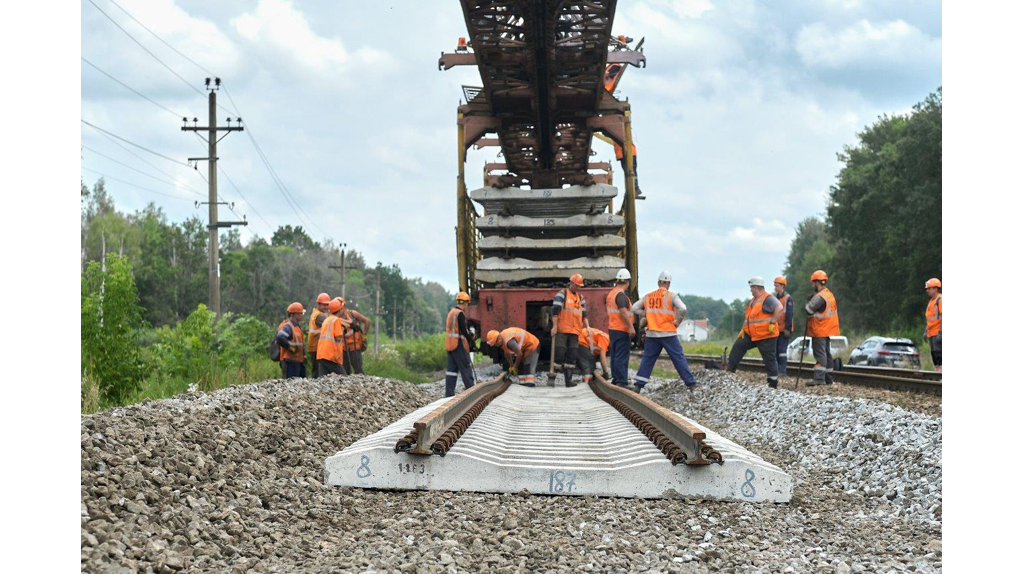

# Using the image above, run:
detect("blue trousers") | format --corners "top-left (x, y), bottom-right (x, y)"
top-left (445, 346), bottom-right (476, 397)
top-left (776, 335), bottom-right (790, 375)
top-left (609, 329), bottom-right (631, 386)
top-left (635, 335), bottom-right (697, 387)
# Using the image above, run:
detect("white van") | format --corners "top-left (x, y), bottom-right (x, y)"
top-left (786, 336), bottom-right (849, 362)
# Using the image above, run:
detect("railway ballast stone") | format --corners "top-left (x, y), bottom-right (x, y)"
top-left (82, 370), bottom-right (942, 572)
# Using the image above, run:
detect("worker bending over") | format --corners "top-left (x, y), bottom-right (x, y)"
top-left (551, 274), bottom-right (594, 388)
top-left (773, 277), bottom-right (794, 376)
top-left (805, 270), bottom-right (840, 386)
top-left (632, 272), bottom-right (698, 392)
top-left (316, 298), bottom-right (346, 376)
top-left (487, 327), bottom-right (541, 387)
top-left (727, 277), bottom-right (784, 388)
top-left (576, 327), bottom-right (611, 384)
top-left (276, 302), bottom-right (307, 379)
top-left (924, 278), bottom-right (942, 372)
top-left (606, 269), bottom-right (636, 388)
top-left (337, 298), bottom-right (370, 375)
top-left (306, 293), bottom-right (331, 378)
top-left (444, 292), bottom-right (476, 397)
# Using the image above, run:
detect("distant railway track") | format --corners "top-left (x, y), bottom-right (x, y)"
top-left (635, 351), bottom-right (942, 395)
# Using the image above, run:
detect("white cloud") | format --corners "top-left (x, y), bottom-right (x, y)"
top-left (796, 19), bottom-right (940, 70)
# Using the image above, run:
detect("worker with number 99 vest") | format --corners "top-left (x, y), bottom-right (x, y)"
top-left (316, 298), bottom-right (346, 377)
top-left (605, 268), bottom-right (635, 387)
top-left (444, 292), bottom-right (476, 397)
top-left (727, 277), bottom-right (785, 388)
top-left (276, 302), bottom-right (307, 379)
top-left (924, 278), bottom-right (942, 372)
top-left (307, 293), bottom-right (331, 378)
top-left (804, 270), bottom-right (840, 385)
top-left (631, 272), bottom-right (698, 392)
top-left (550, 274), bottom-right (593, 388)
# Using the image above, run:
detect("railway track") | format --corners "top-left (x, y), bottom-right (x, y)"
top-left (681, 353), bottom-right (942, 395)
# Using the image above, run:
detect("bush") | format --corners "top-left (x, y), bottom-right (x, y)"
top-left (363, 347), bottom-right (430, 384)
top-left (395, 333), bottom-right (448, 372)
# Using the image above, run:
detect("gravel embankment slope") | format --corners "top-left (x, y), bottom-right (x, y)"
top-left (82, 371), bottom-right (941, 572)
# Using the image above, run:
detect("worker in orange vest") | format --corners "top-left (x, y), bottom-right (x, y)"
top-left (924, 278), bottom-right (942, 372)
top-left (306, 293), bottom-right (331, 378)
top-left (804, 270), bottom-right (840, 385)
top-left (727, 277), bottom-right (785, 388)
top-left (576, 327), bottom-right (611, 384)
top-left (606, 268), bottom-right (636, 387)
top-left (276, 302), bottom-right (307, 379)
top-left (337, 298), bottom-right (370, 375)
top-left (316, 298), bottom-right (346, 377)
top-left (613, 142), bottom-right (645, 200)
top-left (773, 276), bottom-right (794, 376)
top-left (551, 274), bottom-right (594, 388)
top-left (632, 272), bottom-right (698, 392)
top-left (444, 291), bottom-right (476, 397)
top-left (487, 327), bottom-right (541, 387)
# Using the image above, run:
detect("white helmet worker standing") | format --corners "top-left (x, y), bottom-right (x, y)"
top-left (606, 268), bottom-right (635, 387)
top-left (630, 271), bottom-right (698, 392)
top-left (724, 275), bottom-right (785, 389)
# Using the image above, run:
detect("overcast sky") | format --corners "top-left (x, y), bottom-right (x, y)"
top-left (81, 0), bottom-right (941, 302)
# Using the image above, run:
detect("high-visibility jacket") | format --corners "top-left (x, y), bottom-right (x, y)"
top-left (643, 288), bottom-right (677, 333)
top-left (278, 320), bottom-right (305, 363)
top-left (555, 289), bottom-right (585, 335)
top-left (606, 285), bottom-right (633, 332)
top-left (926, 295), bottom-right (942, 338)
top-left (744, 292), bottom-right (778, 342)
top-left (445, 307), bottom-right (469, 352)
top-left (807, 288), bottom-right (840, 337)
top-left (614, 143), bottom-right (637, 161)
top-left (500, 327), bottom-right (539, 357)
top-left (776, 292), bottom-right (792, 332)
top-left (316, 314), bottom-right (345, 364)
top-left (307, 308), bottom-right (324, 352)
top-left (578, 328), bottom-right (610, 356)
top-left (341, 309), bottom-right (364, 351)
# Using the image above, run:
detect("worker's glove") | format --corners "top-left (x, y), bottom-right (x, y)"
top-left (768, 323), bottom-right (777, 335)
top-left (737, 327), bottom-right (746, 340)
top-left (509, 365), bottom-right (518, 376)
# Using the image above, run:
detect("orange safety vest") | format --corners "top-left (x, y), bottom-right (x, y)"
top-left (606, 285), bottom-right (633, 332)
top-left (614, 143), bottom-right (637, 161)
top-left (445, 307), bottom-right (469, 352)
top-left (278, 320), bottom-right (305, 363)
top-left (926, 295), bottom-right (942, 338)
top-left (341, 309), bottom-right (364, 351)
top-left (556, 289), bottom-right (585, 335)
top-left (578, 328), bottom-right (610, 356)
top-left (776, 292), bottom-right (792, 332)
top-left (500, 327), bottom-right (539, 356)
top-left (316, 314), bottom-right (345, 364)
top-left (307, 308), bottom-right (324, 352)
top-left (744, 292), bottom-right (778, 342)
top-left (643, 288), bottom-right (677, 333)
top-left (807, 288), bottom-right (840, 337)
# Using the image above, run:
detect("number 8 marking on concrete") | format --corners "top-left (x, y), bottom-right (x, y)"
top-left (741, 469), bottom-right (756, 498)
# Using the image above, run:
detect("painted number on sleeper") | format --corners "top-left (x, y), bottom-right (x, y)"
top-left (398, 463), bottom-right (425, 474)
top-left (548, 470), bottom-right (577, 493)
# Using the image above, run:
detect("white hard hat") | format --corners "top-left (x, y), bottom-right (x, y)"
top-left (615, 269), bottom-right (631, 281)
top-left (657, 271), bottom-right (672, 282)
top-left (748, 276), bottom-right (765, 287)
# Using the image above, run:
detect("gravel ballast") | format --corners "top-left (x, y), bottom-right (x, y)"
top-left (82, 370), bottom-right (941, 572)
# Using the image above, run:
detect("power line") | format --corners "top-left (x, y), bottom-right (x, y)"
top-left (86, 0), bottom-right (206, 100)
top-left (82, 144), bottom-right (205, 197)
top-left (105, 0), bottom-right (216, 77)
top-left (81, 56), bottom-right (183, 119)
top-left (82, 119), bottom-right (190, 166)
top-left (219, 164), bottom-right (275, 235)
top-left (93, 127), bottom-right (205, 194)
top-left (81, 167), bottom-right (194, 201)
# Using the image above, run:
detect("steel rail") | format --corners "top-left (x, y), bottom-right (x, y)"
top-left (395, 376), bottom-right (511, 455)
top-left (587, 376), bottom-right (721, 465)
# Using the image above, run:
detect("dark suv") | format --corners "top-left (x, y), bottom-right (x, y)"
top-left (847, 336), bottom-right (921, 368)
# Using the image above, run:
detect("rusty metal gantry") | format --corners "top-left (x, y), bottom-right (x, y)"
top-left (441, 0), bottom-right (645, 296)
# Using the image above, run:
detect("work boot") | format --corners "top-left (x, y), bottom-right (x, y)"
top-left (635, 187), bottom-right (646, 200)
top-left (633, 384), bottom-right (644, 394)
top-left (768, 378), bottom-right (778, 389)
top-left (806, 379), bottom-right (824, 386)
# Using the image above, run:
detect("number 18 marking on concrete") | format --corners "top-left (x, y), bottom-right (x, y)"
top-left (548, 470), bottom-right (577, 493)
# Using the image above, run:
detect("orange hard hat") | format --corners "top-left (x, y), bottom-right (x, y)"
top-left (774, 276), bottom-right (787, 287)
top-left (334, 296), bottom-right (346, 308)
top-left (456, 291), bottom-right (471, 302)
top-left (328, 299), bottom-right (342, 313)
top-left (810, 270), bottom-right (828, 283)
top-left (316, 293), bottom-right (330, 304)
top-left (925, 278), bottom-right (942, 289)
top-left (486, 330), bottom-right (500, 346)
top-left (569, 273), bottom-right (584, 286)
top-left (287, 302), bottom-right (305, 314)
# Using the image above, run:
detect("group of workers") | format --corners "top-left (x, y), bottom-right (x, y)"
top-left (442, 269), bottom-right (943, 396)
top-left (275, 293), bottom-right (371, 379)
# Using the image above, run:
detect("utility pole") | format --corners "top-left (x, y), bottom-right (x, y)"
top-left (328, 243), bottom-right (347, 299)
top-left (182, 77), bottom-right (245, 316)
top-left (374, 264), bottom-right (381, 353)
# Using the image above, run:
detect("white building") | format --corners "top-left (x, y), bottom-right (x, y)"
top-left (677, 319), bottom-right (710, 342)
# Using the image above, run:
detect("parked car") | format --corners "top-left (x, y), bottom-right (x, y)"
top-left (847, 336), bottom-right (921, 368)
top-left (786, 336), bottom-right (849, 362)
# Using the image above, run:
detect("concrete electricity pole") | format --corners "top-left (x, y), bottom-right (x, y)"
top-left (329, 243), bottom-right (347, 299)
top-left (182, 77), bottom-right (245, 316)
top-left (374, 264), bottom-right (381, 353)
